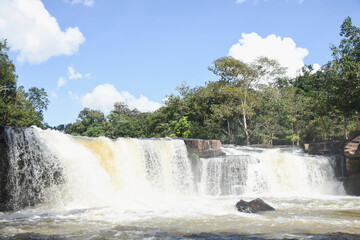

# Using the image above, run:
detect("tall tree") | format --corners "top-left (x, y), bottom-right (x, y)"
top-left (208, 56), bottom-right (285, 145)
top-left (0, 39), bottom-right (18, 125)
top-left (328, 17), bottom-right (360, 130)
top-left (0, 39), bottom-right (49, 127)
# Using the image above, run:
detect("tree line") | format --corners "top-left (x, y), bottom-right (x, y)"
top-left (1, 17), bottom-right (359, 146)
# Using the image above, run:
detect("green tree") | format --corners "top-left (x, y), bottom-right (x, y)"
top-left (208, 56), bottom-right (285, 145)
top-left (0, 39), bottom-right (18, 125)
top-left (26, 87), bottom-right (49, 120)
top-left (0, 39), bottom-right (49, 127)
top-left (328, 17), bottom-right (360, 130)
top-left (169, 116), bottom-right (191, 138)
top-left (65, 108), bottom-right (107, 137)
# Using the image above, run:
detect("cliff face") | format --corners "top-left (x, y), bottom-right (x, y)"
top-left (344, 131), bottom-right (360, 195)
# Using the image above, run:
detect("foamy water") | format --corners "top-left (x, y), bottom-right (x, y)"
top-left (0, 127), bottom-right (359, 239)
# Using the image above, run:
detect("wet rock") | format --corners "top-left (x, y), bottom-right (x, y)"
top-left (235, 198), bottom-right (275, 213)
top-left (344, 131), bottom-right (360, 159)
top-left (0, 125), bottom-right (10, 212)
top-left (184, 139), bottom-right (225, 158)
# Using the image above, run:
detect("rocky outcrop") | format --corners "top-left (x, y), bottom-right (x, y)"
top-left (184, 139), bottom-right (225, 158)
top-left (303, 140), bottom-right (346, 155)
top-left (344, 131), bottom-right (360, 159)
top-left (235, 198), bottom-right (275, 213)
top-left (344, 131), bottom-right (360, 195)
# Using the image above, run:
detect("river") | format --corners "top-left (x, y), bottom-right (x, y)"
top-left (0, 127), bottom-right (359, 239)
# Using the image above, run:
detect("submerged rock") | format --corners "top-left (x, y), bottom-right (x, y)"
top-left (235, 198), bottom-right (275, 213)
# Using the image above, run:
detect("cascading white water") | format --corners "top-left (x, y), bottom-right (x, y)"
top-left (0, 127), bottom-right (63, 211)
top-left (2, 127), bottom-right (358, 240)
top-left (31, 128), bottom-right (196, 209)
top-left (200, 146), bottom-right (346, 196)
top-left (1, 127), bottom-right (345, 210)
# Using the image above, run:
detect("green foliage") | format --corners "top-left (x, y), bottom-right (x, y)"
top-left (328, 17), bottom-right (360, 118)
top-left (169, 116), bottom-right (191, 138)
top-left (65, 108), bottom-right (107, 137)
top-left (0, 39), bottom-right (49, 127)
top-left (54, 17), bottom-right (360, 144)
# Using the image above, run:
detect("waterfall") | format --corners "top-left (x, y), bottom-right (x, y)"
top-left (0, 127), bottom-right (63, 211)
top-left (0, 127), bottom-right (345, 212)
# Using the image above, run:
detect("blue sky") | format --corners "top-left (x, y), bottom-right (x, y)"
top-left (0, 0), bottom-right (359, 126)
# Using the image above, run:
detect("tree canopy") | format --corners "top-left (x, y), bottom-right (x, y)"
top-left (3, 17), bottom-right (360, 145)
top-left (0, 39), bottom-right (49, 127)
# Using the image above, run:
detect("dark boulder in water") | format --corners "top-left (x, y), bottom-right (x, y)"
top-left (235, 198), bottom-right (275, 213)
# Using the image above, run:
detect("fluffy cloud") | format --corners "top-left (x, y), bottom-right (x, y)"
top-left (229, 32), bottom-right (312, 78)
top-left (81, 84), bottom-right (162, 113)
top-left (312, 63), bottom-right (321, 73)
top-left (0, 0), bottom-right (85, 64)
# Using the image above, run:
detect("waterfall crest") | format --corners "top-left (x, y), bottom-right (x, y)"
top-left (0, 127), bottom-right (345, 212)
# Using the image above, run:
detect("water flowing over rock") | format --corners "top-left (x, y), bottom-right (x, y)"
top-left (0, 126), bottom-right (64, 212)
top-left (235, 198), bottom-right (275, 213)
top-left (0, 126), bottom-right (347, 212)
top-left (0, 127), bottom-right (358, 239)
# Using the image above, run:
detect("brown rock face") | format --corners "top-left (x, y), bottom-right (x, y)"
top-left (344, 131), bottom-right (360, 195)
top-left (184, 139), bottom-right (221, 151)
top-left (344, 131), bottom-right (360, 158)
top-left (183, 139), bottom-right (225, 158)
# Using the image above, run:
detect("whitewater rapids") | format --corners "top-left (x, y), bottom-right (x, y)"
top-left (0, 127), bottom-right (359, 239)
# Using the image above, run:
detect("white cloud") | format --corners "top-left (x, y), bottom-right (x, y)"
top-left (229, 32), bottom-right (310, 78)
top-left (0, 0), bottom-right (85, 64)
top-left (312, 63), bottom-right (321, 73)
top-left (57, 77), bottom-right (67, 89)
top-left (236, 0), bottom-right (246, 3)
top-left (80, 84), bottom-right (162, 113)
top-left (68, 66), bottom-right (82, 80)
top-left (68, 0), bottom-right (94, 6)
top-left (57, 66), bottom-right (90, 89)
